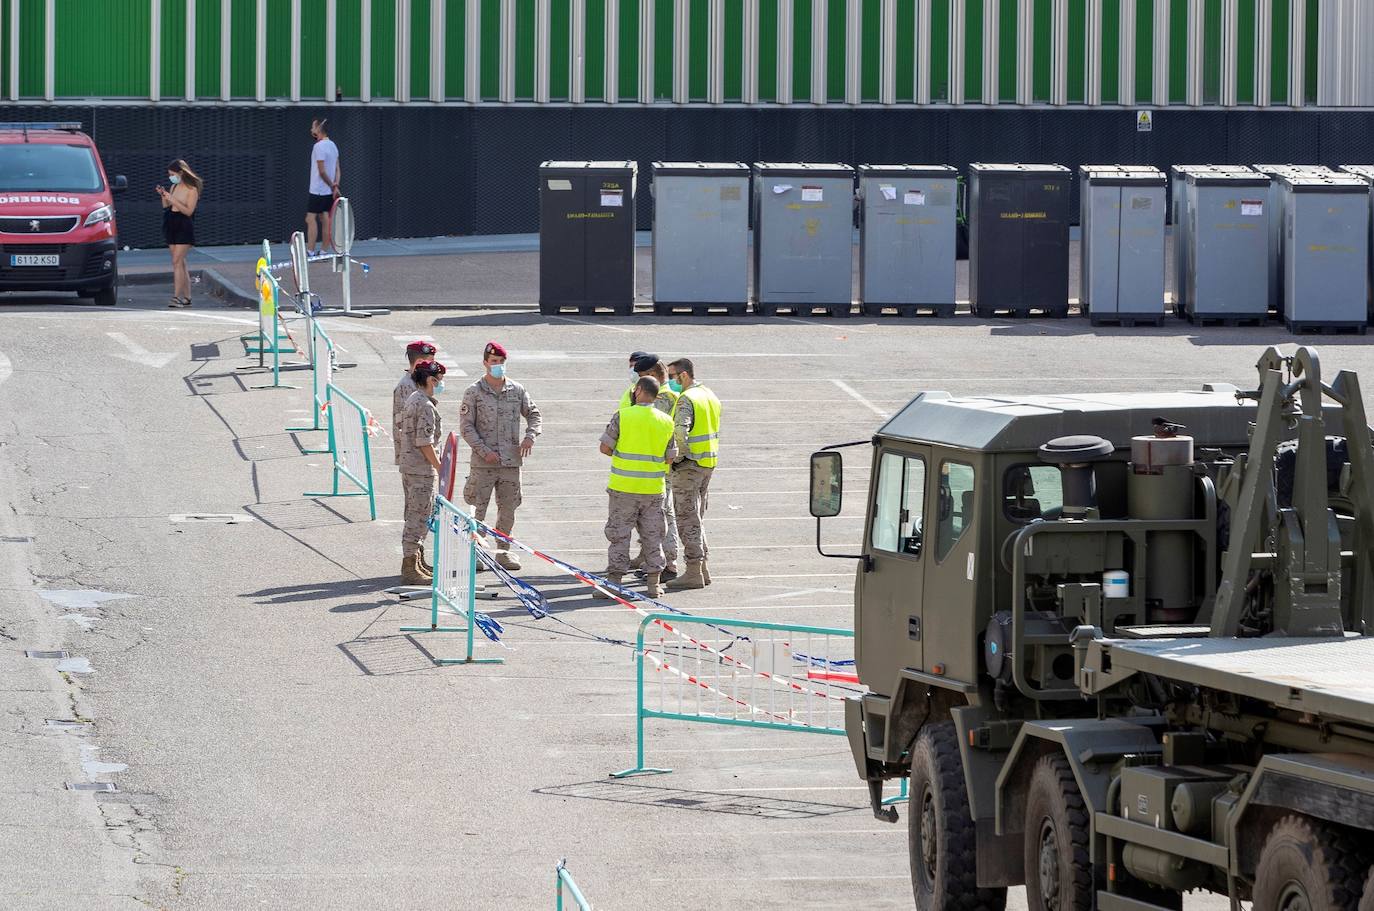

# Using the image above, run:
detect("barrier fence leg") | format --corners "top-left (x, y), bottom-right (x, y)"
top-left (400, 503), bottom-right (468, 631)
top-left (882, 776), bottom-right (909, 807)
top-left (435, 517), bottom-right (502, 666)
top-left (611, 634), bottom-right (671, 778)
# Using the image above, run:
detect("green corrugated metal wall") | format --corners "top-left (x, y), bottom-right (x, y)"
top-left (1, 0), bottom-right (1355, 106)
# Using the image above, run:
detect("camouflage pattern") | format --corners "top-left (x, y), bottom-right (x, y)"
top-left (399, 389), bottom-right (441, 477)
top-left (671, 462), bottom-right (712, 562)
top-left (459, 377), bottom-right (543, 468)
top-left (391, 371), bottom-right (418, 465)
top-left (401, 473), bottom-right (436, 557)
top-left (605, 490), bottom-right (667, 574)
top-left (463, 466), bottom-right (521, 550)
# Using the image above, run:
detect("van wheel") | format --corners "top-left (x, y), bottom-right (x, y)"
top-left (1023, 753), bottom-right (1092, 911)
top-left (1358, 868), bottom-right (1374, 911)
top-left (908, 722), bottom-right (1007, 911)
top-left (1253, 816), bottom-right (1366, 911)
top-left (93, 281), bottom-right (117, 307)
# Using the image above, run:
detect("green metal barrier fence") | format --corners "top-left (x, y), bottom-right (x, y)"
top-left (400, 496), bottom-right (503, 666)
top-left (304, 384), bottom-right (377, 520)
top-left (555, 860), bottom-right (592, 910)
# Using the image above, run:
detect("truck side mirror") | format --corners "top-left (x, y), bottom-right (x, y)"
top-left (112, 175), bottom-right (128, 193)
top-left (809, 451), bottom-right (843, 518)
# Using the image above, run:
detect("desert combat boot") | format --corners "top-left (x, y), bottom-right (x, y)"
top-left (665, 560), bottom-right (705, 591)
top-left (401, 553), bottom-right (432, 586)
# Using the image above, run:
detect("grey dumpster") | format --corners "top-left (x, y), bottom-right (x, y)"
top-left (1170, 164), bottom-right (1254, 316)
top-left (650, 162), bottom-right (750, 315)
top-left (1183, 169), bottom-right (1271, 325)
top-left (857, 165), bottom-right (958, 317)
top-left (1253, 164), bottom-right (1335, 318)
top-left (1278, 173), bottom-right (1370, 334)
top-left (751, 163), bottom-right (855, 317)
top-left (1339, 165), bottom-right (1374, 324)
top-left (1079, 166), bottom-right (1167, 326)
top-left (968, 163), bottom-right (1071, 317)
top-left (538, 160), bottom-right (637, 315)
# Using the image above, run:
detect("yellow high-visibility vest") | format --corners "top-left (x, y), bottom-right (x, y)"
top-left (678, 385), bottom-right (721, 469)
top-left (608, 405), bottom-right (675, 495)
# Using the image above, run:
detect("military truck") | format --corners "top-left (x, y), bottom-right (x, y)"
top-left (809, 347), bottom-right (1374, 911)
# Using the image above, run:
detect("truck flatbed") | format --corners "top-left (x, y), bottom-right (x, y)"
top-left (1096, 635), bottom-right (1374, 728)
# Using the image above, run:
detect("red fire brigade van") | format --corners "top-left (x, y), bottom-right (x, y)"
top-left (0, 122), bottom-right (127, 306)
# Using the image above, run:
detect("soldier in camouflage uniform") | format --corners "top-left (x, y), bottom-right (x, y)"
top-left (459, 341), bottom-right (542, 571)
top-left (598, 377), bottom-right (679, 599)
top-left (393, 339), bottom-right (436, 572)
top-left (398, 360), bottom-right (447, 585)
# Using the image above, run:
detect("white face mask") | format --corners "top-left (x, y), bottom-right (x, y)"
top-left (168, 174), bottom-right (181, 185)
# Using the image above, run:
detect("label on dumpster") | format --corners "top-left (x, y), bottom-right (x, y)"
top-left (720, 185), bottom-right (741, 201)
top-left (904, 190), bottom-right (925, 206)
top-left (879, 184), bottom-right (897, 201)
top-left (547, 179), bottom-right (572, 191)
top-left (772, 184), bottom-right (793, 194)
top-left (801, 186), bottom-right (823, 202)
top-left (1241, 200), bottom-right (1263, 216)
top-left (600, 189), bottom-right (624, 207)
top-left (1131, 196), bottom-right (1154, 210)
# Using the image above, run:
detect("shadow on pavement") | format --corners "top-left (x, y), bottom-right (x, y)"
top-left (245, 575), bottom-right (399, 605)
top-left (534, 779), bottom-right (862, 820)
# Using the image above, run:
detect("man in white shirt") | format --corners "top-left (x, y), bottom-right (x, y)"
top-left (305, 118), bottom-right (341, 254)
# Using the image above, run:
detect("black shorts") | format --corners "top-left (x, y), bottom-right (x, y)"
top-left (307, 192), bottom-right (334, 214)
top-left (163, 210), bottom-right (195, 246)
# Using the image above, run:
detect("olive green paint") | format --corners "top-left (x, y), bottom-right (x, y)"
top-left (371, 0), bottom-right (395, 98)
top-left (792, 0), bottom-right (810, 101)
top-left (161, 0), bottom-right (188, 98)
top-left (616, 0), bottom-right (637, 100)
top-left (963, 0), bottom-right (981, 101)
top-left (724, 0), bottom-right (743, 101)
top-left (300, 0), bottom-right (327, 96)
top-left (757, 0), bottom-right (777, 101)
top-left (929, 0), bottom-right (948, 101)
top-left (444, 0), bottom-right (463, 98)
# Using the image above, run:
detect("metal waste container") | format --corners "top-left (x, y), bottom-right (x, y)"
top-left (1183, 169), bottom-right (1271, 324)
top-left (968, 163), bottom-right (1071, 317)
top-left (856, 164), bottom-right (958, 317)
top-left (1278, 173), bottom-right (1370, 334)
top-left (539, 160), bottom-right (637, 315)
top-left (1079, 166), bottom-right (1166, 326)
top-left (1339, 164), bottom-right (1374, 324)
top-left (1169, 164), bottom-right (1253, 316)
top-left (651, 161), bottom-right (750, 315)
top-left (1254, 165), bottom-right (1334, 318)
top-left (752, 163), bottom-right (855, 317)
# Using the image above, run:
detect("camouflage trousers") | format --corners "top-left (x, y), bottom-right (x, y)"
top-left (634, 482), bottom-right (679, 567)
top-left (463, 466), bottom-right (521, 549)
top-left (605, 490), bottom-right (667, 574)
top-left (670, 462), bottom-right (713, 562)
top-left (401, 471), bottom-right (437, 557)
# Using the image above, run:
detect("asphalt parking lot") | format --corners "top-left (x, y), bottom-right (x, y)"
top-left (4, 285), bottom-right (1371, 909)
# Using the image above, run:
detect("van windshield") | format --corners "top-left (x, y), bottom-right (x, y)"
top-left (0, 144), bottom-right (103, 192)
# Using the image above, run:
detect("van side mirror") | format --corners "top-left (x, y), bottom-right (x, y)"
top-left (112, 175), bottom-right (128, 193)
top-left (809, 451), bottom-right (843, 518)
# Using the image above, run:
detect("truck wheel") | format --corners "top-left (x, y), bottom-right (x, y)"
top-left (1023, 753), bottom-right (1092, 911)
top-left (1253, 816), bottom-right (1366, 911)
top-left (908, 722), bottom-right (1007, 911)
top-left (1359, 868), bottom-right (1374, 911)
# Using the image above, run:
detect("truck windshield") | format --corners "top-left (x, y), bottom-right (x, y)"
top-left (0, 144), bottom-right (103, 192)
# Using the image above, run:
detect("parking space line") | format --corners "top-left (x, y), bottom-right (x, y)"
top-left (550, 315), bottom-right (632, 333)
top-left (830, 379), bottom-right (890, 418)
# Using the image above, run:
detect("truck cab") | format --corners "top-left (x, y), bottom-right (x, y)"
top-left (811, 350), bottom-right (1374, 911)
top-left (0, 122), bottom-right (127, 306)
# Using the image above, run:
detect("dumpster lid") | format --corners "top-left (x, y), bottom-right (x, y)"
top-left (1339, 165), bottom-right (1374, 183)
top-left (652, 161), bottom-right (750, 176)
top-left (1185, 170), bottom-right (1270, 187)
top-left (1079, 165), bottom-right (1165, 186)
top-left (1170, 164), bottom-right (1255, 177)
top-left (1278, 173), bottom-right (1371, 193)
top-left (857, 164), bottom-right (958, 178)
top-left (969, 163), bottom-right (1070, 176)
top-left (1253, 164), bottom-right (1333, 177)
top-left (540, 160), bottom-right (638, 172)
top-left (753, 162), bottom-right (854, 178)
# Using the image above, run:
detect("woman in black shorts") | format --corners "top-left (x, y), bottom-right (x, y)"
top-left (158, 159), bottom-right (202, 308)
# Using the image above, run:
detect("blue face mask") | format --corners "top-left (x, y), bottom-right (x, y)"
top-left (168, 174), bottom-right (181, 185)
top-left (434, 381), bottom-right (445, 395)
top-left (668, 379), bottom-right (683, 394)
top-left (489, 364), bottom-right (506, 379)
